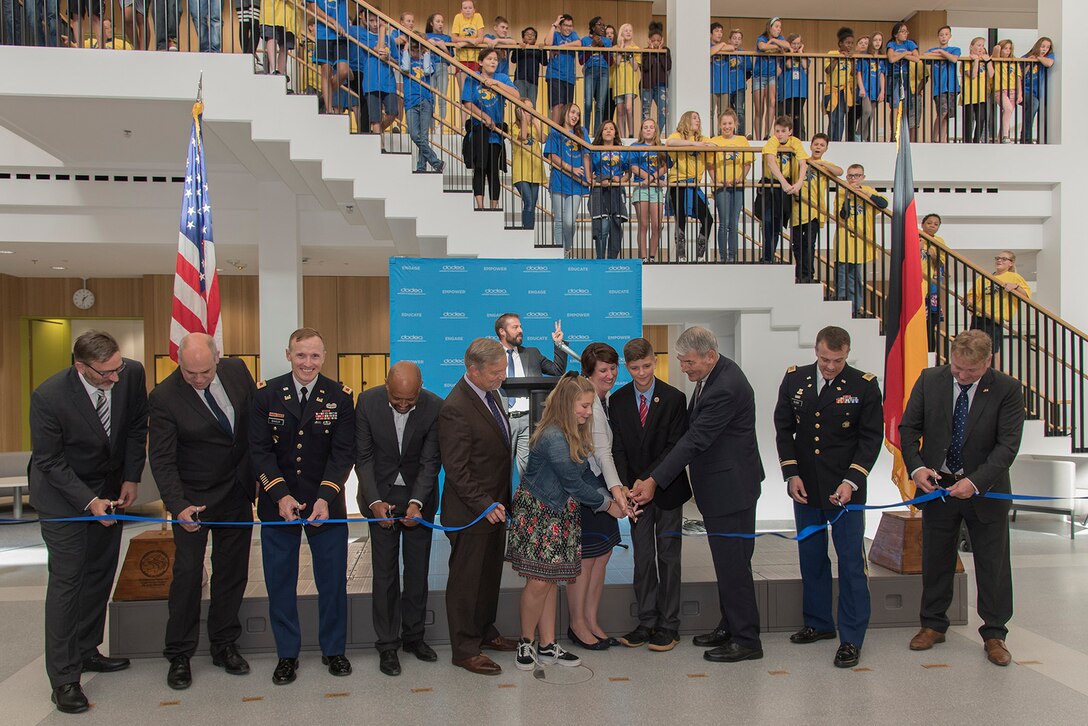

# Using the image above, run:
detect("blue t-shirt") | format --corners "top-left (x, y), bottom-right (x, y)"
top-left (546, 31), bottom-right (580, 82)
top-left (857, 57), bottom-right (887, 98)
top-left (347, 27), bottom-right (399, 93)
top-left (483, 34), bottom-right (512, 75)
top-left (580, 36), bottom-right (612, 72)
top-left (777, 61), bottom-right (807, 99)
top-left (426, 33), bottom-right (452, 68)
top-left (592, 148), bottom-right (630, 180)
top-left (711, 43), bottom-right (729, 94)
top-left (1022, 51), bottom-right (1055, 97)
top-left (461, 72), bottom-right (516, 143)
top-left (755, 34), bottom-right (784, 78)
top-left (927, 45), bottom-right (962, 94)
top-left (722, 53), bottom-right (753, 94)
top-left (401, 53), bottom-right (434, 109)
top-left (544, 128), bottom-right (591, 195)
top-left (887, 39), bottom-right (919, 85)
top-left (308, 0), bottom-right (348, 41)
top-left (629, 143), bottom-right (671, 182)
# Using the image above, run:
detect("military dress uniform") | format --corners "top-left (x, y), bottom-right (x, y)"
top-left (250, 372), bottom-right (355, 663)
top-left (773, 362), bottom-right (882, 649)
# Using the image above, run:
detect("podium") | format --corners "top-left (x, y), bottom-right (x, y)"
top-left (501, 376), bottom-right (561, 433)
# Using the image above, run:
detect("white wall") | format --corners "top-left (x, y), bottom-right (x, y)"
top-left (70, 319), bottom-right (144, 361)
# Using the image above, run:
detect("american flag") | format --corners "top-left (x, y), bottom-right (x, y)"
top-left (169, 100), bottom-right (222, 362)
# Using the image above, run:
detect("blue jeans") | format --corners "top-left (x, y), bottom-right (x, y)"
top-left (23, 0), bottom-right (58, 46)
top-left (407, 99), bottom-right (440, 170)
top-left (514, 181), bottom-right (539, 230)
top-left (827, 92), bottom-right (847, 141)
top-left (1020, 94), bottom-right (1040, 143)
top-left (155, 0), bottom-right (182, 50)
top-left (1, 0), bottom-right (15, 44)
top-left (729, 90), bottom-right (747, 136)
top-left (593, 216), bottom-right (622, 259)
top-left (584, 65), bottom-right (610, 133)
top-left (640, 85), bottom-right (668, 131)
top-left (188, 0), bottom-right (221, 52)
top-left (714, 186), bottom-right (744, 261)
top-left (551, 192), bottom-right (578, 251)
top-left (432, 65), bottom-right (449, 129)
top-left (835, 262), bottom-right (863, 315)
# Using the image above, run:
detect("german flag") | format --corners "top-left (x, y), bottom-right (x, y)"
top-left (883, 111), bottom-right (929, 501)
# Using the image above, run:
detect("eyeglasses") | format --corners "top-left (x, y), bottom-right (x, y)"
top-left (846, 173), bottom-right (864, 179)
top-left (994, 256), bottom-right (1013, 262)
top-left (83, 361), bottom-right (127, 378)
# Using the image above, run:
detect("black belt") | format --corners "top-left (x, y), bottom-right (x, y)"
top-left (509, 411), bottom-right (529, 419)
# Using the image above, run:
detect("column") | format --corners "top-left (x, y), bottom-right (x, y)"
top-left (666, 0), bottom-right (711, 134)
top-left (257, 181), bottom-right (302, 377)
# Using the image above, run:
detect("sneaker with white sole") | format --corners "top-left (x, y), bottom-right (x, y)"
top-left (515, 639), bottom-right (536, 671)
top-left (537, 641), bottom-right (581, 667)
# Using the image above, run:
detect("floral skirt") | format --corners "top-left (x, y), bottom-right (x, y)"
top-left (506, 485), bottom-right (582, 582)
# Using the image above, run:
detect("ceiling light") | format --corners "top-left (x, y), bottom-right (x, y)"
top-left (51, 265), bottom-right (67, 270)
top-left (0, 250), bottom-right (13, 254)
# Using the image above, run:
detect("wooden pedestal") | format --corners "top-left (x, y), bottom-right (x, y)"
top-left (113, 530), bottom-right (175, 601)
top-left (868, 510), bottom-right (964, 575)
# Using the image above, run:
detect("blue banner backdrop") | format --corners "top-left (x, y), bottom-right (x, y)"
top-left (390, 258), bottom-right (644, 396)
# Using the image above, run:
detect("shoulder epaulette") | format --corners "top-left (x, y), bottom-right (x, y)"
top-left (863, 372), bottom-right (876, 381)
top-left (256, 379), bottom-right (267, 389)
top-left (787, 365), bottom-right (797, 374)
top-left (342, 384), bottom-right (353, 395)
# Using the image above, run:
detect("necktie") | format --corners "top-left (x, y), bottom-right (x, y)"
top-left (506, 349), bottom-right (516, 407)
top-left (819, 378), bottom-right (834, 401)
top-left (203, 388), bottom-right (233, 436)
top-left (95, 390), bottom-right (111, 437)
top-left (639, 394), bottom-right (648, 427)
top-left (690, 380), bottom-right (704, 412)
top-left (299, 386), bottom-right (309, 411)
top-left (485, 393), bottom-right (511, 446)
top-left (946, 383), bottom-right (972, 474)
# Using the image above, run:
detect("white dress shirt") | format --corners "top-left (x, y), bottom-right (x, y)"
top-left (502, 346), bottom-right (530, 414)
top-left (369, 404), bottom-right (424, 510)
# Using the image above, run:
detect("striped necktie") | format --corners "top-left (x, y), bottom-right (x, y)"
top-left (95, 390), bottom-right (111, 437)
top-left (638, 393), bottom-right (648, 427)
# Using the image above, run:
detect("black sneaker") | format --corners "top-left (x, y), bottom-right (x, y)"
top-left (695, 233), bottom-right (707, 260)
top-left (834, 642), bottom-right (861, 668)
top-left (515, 638), bottom-right (536, 671)
top-left (648, 629), bottom-right (680, 652)
top-left (618, 625), bottom-right (653, 648)
top-left (537, 641), bottom-right (581, 667)
top-left (676, 228), bottom-right (687, 261)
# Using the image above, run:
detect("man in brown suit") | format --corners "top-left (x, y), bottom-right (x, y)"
top-left (439, 338), bottom-right (517, 675)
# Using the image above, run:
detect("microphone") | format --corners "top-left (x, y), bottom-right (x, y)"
top-left (557, 339), bottom-right (580, 360)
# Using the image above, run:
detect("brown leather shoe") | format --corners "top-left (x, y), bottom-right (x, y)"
top-left (452, 654), bottom-right (502, 675)
top-left (480, 635), bottom-right (519, 652)
top-left (984, 639), bottom-right (1011, 666)
top-left (909, 627), bottom-right (947, 651)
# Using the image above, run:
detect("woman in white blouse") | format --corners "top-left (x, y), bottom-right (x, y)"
top-left (565, 343), bottom-right (629, 650)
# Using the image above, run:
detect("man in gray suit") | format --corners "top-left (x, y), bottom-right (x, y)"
top-left (29, 330), bottom-right (148, 714)
top-left (900, 330), bottom-right (1025, 667)
top-left (495, 313), bottom-right (568, 475)
top-left (355, 362), bottom-right (442, 677)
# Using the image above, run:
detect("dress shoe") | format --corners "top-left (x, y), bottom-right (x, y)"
top-left (322, 654), bottom-right (352, 676)
top-left (834, 642), bottom-right (861, 668)
top-left (648, 629), bottom-right (680, 652)
top-left (984, 639), bottom-right (1012, 667)
top-left (403, 641), bottom-right (438, 662)
top-left (167, 656), bottom-right (192, 690)
top-left (618, 625), bottom-right (653, 648)
top-left (212, 644), bottom-right (250, 675)
top-left (567, 627), bottom-right (609, 650)
top-left (82, 651), bottom-right (131, 672)
top-left (704, 642), bottom-right (764, 663)
top-left (272, 658), bottom-right (299, 685)
top-left (452, 653), bottom-right (502, 676)
top-left (378, 650), bottom-right (401, 676)
top-left (909, 627), bottom-right (946, 651)
top-left (51, 683), bottom-right (89, 714)
top-left (480, 635), bottom-right (518, 652)
top-left (790, 626), bottom-right (837, 645)
top-left (692, 627), bottom-right (731, 648)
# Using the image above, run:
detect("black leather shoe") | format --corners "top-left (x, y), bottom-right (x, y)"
top-left (379, 650), bottom-right (401, 676)
top-left (567, 626), bottom-right (609, 650)
top-left (834, 642), bottom-right (861, 668)
top-left (692, 627), bottom-right (731, 648)
top-left (618, 625), bottom-right (653, 648)
top-left (272, 658), bottom-right (299, 685)
top-left (322, 654), bottom-right (352, 677)
top-left (704, 642), bottom-right (764, 663)
top-left (167, 656), bottom-right (192, 690)
top-left (82, 652), bottom-right (131, 672)
top-left (51, 683), bottom-right (89, 714)
top-left (403, 641), bottom-right (438, 662)
top-left (212, 644), bottom-right (250, 675)
top-left (790, 626), bottom-right (837, 644)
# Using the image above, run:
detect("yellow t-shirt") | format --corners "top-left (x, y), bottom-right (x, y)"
top-left (970, 270), bottom-right (1030, 324)
top-left (709, 135), bottom-right (751, 187)
top-left (835, 185), bottom-right (885, 263)
top-left (511, 122), bottom-right (548, 185)
top-left (259, 0), bottom-right (296, 34)
top-left (791, 162), bottom-right (830, 226)
top-left (961, 60), bottom-right (990, 104)
top-left (762, 135), bottom-right (809, 184)
top-left (824, 51), bottom-right (856, 110)
top-left (611, 45), bottom-right (642, 97)
top-left (992, 62), bottom-right (1021, 92)
top-left (451, 13), bottom-right (485, 63)
top-left (84, 37), bottom-right (133, 50)
top-left (921, 234), bottom-right (947, 301)
top-left (666, 132), bottom-right (710, 184)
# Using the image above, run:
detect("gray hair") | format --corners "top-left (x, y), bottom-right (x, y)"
top-left (464, 337), bottom-right (506, 370)
top-left (675, 326), bottom-right (719, 356)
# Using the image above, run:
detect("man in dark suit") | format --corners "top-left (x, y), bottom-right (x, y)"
top-left (355, 361), bottom-right (441, 677)
top-left (29, 330), bottom-right (148, 714)
top-left (900, 329), bottom-right (1025, 667)
top-left (439, 337), bottom-right (517, 675)
top-left (774, 326), bottom-right (883, 669)
top-left (632, 326), bottom-right (765, 663)
top-left (495, 313), bottom-right (568, 474)
top-left (148, 333), bottom-right (256, 690)
top-left (250, 328), bottom-right (356, 685)
top-left (610, 337), bottom-right (690, 652)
